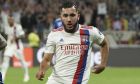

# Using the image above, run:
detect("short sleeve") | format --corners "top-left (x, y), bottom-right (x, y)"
top-left (91, 27), bottom-right (105, 45)
top-left (44, 32), bottom-right (55, 54)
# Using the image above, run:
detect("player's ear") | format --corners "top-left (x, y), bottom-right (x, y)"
top-left (78, 14), bottom-right (80, 20)
top-left (60, 13), bottom-right (62, 18)
top-left (58, 12), bottom-right (60, 16)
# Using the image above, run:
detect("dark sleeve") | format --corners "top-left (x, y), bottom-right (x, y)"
top-left (0, 34), bottom-right (7, 50)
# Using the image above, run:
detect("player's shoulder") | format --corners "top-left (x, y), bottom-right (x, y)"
top-left (80, 24), bottom-right (93, 29)
top-left (80, 24), bottom-right (101, 34)
top-left (15, 23), bottom-right (21, 26)
top-left (52, 27), bottom-right (64, 32)
top-left (48, 27), bottom-right (64, 37)
top-left (15, 23), bottom-right (22, 28)
top-left (80, 24), bottom-right (98, 30)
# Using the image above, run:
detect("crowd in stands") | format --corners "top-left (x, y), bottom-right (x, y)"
top-left (0, 0), bottom-right (140, 47)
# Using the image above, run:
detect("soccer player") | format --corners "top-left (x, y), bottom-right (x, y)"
top-left (1, 15), bottom-right (30, 82)
top-left (94, 51), bottom-right (102, 65)
top-left (36, 1), bottom-right (109, 84)
top-left (53, 18), bottom-right (63, 29)
top-left (90, 50), bottom-right (102, 69)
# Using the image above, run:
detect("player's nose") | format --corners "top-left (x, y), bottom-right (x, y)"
top-left (67, 16), bottom-right (71, 21)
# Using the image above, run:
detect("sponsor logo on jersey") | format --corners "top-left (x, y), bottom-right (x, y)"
top-left (81, 35), bottom-right (88, 43)
top-left (61, 44), bottom-right (88, 55)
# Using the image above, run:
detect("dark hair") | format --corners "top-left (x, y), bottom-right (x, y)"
top-left (60, 1), bottom-right (79, 12)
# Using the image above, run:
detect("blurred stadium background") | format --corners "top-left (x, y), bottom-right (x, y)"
top-left (0, 0), bottom-right (140, 84)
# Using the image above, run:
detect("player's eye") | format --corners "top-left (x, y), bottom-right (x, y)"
top-left (70, 13), bottom-right (76, 17)
top-left (63, 14), bottom-right (68, 17)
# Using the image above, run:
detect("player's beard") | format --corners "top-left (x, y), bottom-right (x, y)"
top-left (63, 22), bottom-right (79, 33)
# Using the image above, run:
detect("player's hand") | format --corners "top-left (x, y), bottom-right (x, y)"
top-left (36, 70), bottom-right (45, 81)
top-left (92, 64), bottom-right (106, 74)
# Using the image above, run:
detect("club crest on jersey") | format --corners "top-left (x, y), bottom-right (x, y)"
top-left (81, 35), bottom-right (89, 43)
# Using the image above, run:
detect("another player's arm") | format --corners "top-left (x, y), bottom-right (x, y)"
top-left (36, 53), bottom-right (53, 81)
top-left (15, 26), bottom-right (25, 41)
top-left (15, 34), bottom-right (24, 40)
top-left (11, 33), bottom-right (25, 44)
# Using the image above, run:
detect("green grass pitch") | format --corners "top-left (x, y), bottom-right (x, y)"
top-left (3, 67), bottom-right (140, 84)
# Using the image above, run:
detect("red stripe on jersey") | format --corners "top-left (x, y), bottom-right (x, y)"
top-left (72, 29), bottom-right (86, 84)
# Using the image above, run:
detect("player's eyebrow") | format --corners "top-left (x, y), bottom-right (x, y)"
top-left (63, 13), bottom-right (76, 17)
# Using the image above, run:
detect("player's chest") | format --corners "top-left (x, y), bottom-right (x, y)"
top-left (56, 33), bottom-right (90, 45)
top-left (6, 28), bottom-right (15, 35)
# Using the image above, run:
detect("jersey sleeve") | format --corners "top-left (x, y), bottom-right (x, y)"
top-left (91, 27), bottom-right (105, 45)
top-left (17, 24), bottom-right (25, 37)
top-left (44, 32), bottom-right (56, 54)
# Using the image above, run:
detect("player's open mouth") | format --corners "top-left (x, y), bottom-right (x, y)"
top-left (68, 23), bottom-right (73, 25)
top-left (67, 23), bottom-right (73, 27)
top-left (67, 23), bottom-right (72, 25)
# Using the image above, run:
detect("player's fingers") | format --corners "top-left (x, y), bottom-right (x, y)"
top-left (92, 68), bottom-right (100, 74)
top-left (38, 77), bottom-right (44, 81)
top-left (92, 66), bottom-right (105, 74)
top-left (36, 72), bottom-right (45, 80)
top-left (93, 68), bottom-right (103, 74)
top-left (36, 74), bottom-right (44, 81)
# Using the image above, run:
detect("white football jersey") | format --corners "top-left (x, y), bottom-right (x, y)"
top-left (45, 24), bottom-right (104, 84)
top-left (4, 23), bottom-right (24, 49)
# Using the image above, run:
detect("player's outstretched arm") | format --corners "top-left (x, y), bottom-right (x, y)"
top-left (36, 53), bottom-right (53, 81)
top-left (92, 37), bottom-right (109, 74)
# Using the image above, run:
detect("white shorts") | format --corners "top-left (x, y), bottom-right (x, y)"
top-left (4, 43), bottom-right (23, 58)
